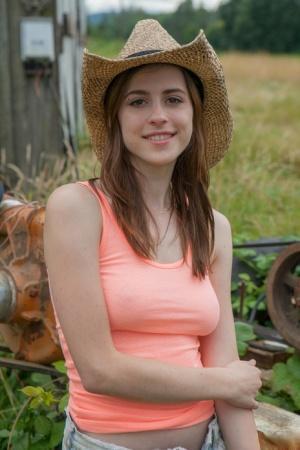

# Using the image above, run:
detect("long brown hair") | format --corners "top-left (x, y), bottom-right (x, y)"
top-left (93, 63), bottom-right (214, 278)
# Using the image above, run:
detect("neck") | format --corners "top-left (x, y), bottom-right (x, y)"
top-left (133, 163), bottom-right (174, 211)
top-left (139, 176), bottom-right (172, 212)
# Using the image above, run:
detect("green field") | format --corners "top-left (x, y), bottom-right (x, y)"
top-left (80, 37), bottom-right (300, 240)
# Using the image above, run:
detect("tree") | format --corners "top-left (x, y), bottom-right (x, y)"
top-left (88, 0), bottom-right (300, 53)
top-left (219, 0), bottom-right (300, 52)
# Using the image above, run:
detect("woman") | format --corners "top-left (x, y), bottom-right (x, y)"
top-left (44, 20), bottom-right (262, 450)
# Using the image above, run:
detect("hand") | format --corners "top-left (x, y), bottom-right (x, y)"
top-left (222, 359), bottom-right (262, 409)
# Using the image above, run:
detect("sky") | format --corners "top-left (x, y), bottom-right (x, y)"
top-left (85, 0), bottom-right (222, 14)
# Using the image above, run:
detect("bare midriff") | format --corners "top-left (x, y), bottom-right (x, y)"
top-left (80, 417), bottom-right (212, 450)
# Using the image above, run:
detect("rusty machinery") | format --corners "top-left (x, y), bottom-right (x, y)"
top-left (0, 192), bottom-right (299, 366)
top-left (267, 243), bottom-right (300, 351)
top-left (0, 193), bottom-right (63, 364)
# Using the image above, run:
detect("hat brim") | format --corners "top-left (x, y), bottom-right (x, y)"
top-left (82, 31), bottom-right (233, 168)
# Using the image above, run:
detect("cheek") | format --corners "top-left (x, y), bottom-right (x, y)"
top-left (180, 109), bottom-right (193, 139)
top-left (117, 112), bottom-right (141, 151)
top-left (118, 110), bottom-right (140, 135)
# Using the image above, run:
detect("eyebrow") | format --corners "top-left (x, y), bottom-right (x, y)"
top-left (124, 88), bottom-right (187, 98)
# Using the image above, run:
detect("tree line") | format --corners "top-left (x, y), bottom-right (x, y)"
top-left (89, 0), bottom-right (300, 53)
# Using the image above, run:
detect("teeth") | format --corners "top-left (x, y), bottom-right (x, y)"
top-left (147, 134), bottom-right (172, 141)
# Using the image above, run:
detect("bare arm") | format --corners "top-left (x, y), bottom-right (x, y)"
top-left (201, 211), bottom-right (261, 450)
top-left (44, 183), bottom-right (232, 404)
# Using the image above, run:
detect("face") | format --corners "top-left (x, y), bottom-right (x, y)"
top-left (117, 64), bottom-right (194, 173)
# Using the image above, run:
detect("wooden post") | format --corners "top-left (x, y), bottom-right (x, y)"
top-left (0, 0), bottom-right (84, 187)
top-left (6, 0), bottom-right (30, 176)
top-left (0, 0), bottom-right (14, 165)
top-left (2, 1), bottom-right (64, 182)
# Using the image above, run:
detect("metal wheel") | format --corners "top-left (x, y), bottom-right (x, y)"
top-left (266, 243), bottom-right (300, 350)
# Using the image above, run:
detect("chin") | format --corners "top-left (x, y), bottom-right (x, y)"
top-left (147, 154), bottom-right (179, 165)
top-left (128, 148), bottom-right (183, 169)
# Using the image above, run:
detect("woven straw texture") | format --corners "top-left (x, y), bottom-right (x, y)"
top-left (82, 19), bottom-right (233, 168)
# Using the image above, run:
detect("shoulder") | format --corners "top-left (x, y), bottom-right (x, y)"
top-left (45, 182), bottom-right (102, 238)
top-left (47, 182), bottom-right (96, 206)
top-left (213, 209), bottom-right (231, 236)
top-left (46, 182), bottom-right (101, 217)
top-left (210, 209), bottom-right (232, 264)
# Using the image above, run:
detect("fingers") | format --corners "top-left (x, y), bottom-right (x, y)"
top-left (247, 359), bottom-right (256, 366)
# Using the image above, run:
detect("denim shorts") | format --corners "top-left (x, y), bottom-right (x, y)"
top-left (62, 409), bottom-right (226, 450)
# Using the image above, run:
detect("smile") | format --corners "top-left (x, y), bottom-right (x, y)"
top-left (143, 133), bottom-right (176, 142)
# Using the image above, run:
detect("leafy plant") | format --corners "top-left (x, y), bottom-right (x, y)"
top-left (235, 321), bottom-right (256, 356)
top-left (257, 354), bottom-right (300, 413)
top-left (0, 355), bottom-right (68, 450)
top-left (231, 248), bottom-right (278, 320)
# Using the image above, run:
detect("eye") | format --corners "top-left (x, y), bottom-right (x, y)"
top-left (128, 98), bottom-right (146, 107)
top-left (166, 96), bottom-right (183, 104)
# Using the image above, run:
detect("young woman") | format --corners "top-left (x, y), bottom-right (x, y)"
top-left (44, 20), bottom-right (262, 450)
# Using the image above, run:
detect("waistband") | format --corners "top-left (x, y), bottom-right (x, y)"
top-left (62, 408), bottom-right (225, 450)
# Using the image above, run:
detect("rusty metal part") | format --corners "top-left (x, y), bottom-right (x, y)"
top-left (0, 355), bottom-right (61, 376)
top-left (267, 243), bottom-right (300, 351)
top-left (234, 240), bottom-right (299, 249)
top-left (0, 195), bottom-right (63, 364)
top-left (244, 339), bottom-right (290, 370)
top-left (0, 270), bottom-right (16, 321)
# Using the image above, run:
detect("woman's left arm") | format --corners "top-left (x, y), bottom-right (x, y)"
top-left (201, 211), bottom-right (261, 450)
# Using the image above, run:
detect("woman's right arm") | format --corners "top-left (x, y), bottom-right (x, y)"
top-left (44, 183), bottom-right (258, 407)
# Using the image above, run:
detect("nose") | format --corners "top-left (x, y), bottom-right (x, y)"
top-left (148, 101), bottom-right (168, 125)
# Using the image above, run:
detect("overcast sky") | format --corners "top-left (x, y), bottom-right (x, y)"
top-left (85, 0), bottom-right (222, 14)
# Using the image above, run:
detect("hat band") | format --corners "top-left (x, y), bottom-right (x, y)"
top-left (126, 49), bottom-right (162, 58)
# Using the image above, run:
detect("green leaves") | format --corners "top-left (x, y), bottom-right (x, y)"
top-left (49, 421), bottom-right (65, 448)
top-left (287, 354), bottom-right (300, 377)
top-left (52, 360), bottom-right (67, 375)
top-left (30, 373), bottom-right (53, 386)
top-left (272, 363), bottom-right (289, 392)
top-left (272, 354), bottom-right (300, 409)
top-left (0, 429), bottom-right (10, 438)
top-left (58, 392), bottom-right (69, 413)
top-left (231, 249), bottom-right (278, 319)
top-left (34, 416), bottom-right (52, 435)
top-left (0, 353), bottom-right (69, 450)
top-left (7, 416), bottom-right (65, 450)
top-left (256, 391), bottom-right (296, 412)
top-left (235, 321), bottom-right (256, 356)
top-left (20, 386), bottom-right (58, 409)
top-left (258, 354), bottom-right (300, 413)
top-left (11, 431), bottom-right (30, 450)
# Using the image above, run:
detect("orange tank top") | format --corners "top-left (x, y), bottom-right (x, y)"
top-left (52, 180), bottom-right (220, 433)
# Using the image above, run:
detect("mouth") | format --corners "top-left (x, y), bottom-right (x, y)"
top-left (143, 132), bottom-right (176, 143)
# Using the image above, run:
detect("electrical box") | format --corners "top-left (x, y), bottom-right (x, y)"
top-left (20, 17), bottom-right (55, 62)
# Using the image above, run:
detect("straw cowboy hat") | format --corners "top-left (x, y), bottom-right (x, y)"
top-left (82, 19), bottom-right (233, 168)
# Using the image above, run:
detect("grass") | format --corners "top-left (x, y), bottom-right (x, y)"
top-left (210, 52), bottom-right (300, 239)
top-left (86, 34), bottom-right (124, 57)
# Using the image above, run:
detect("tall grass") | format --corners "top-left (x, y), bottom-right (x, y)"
top-left (211, 52), bottom-right (300, 238)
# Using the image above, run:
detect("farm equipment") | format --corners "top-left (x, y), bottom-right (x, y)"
top-left (267, 242), bottom-right (300, 351)
top-left (0, 192), bottom-right (63, 364)
top-left (231, 239), bottom-right (300, 371)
